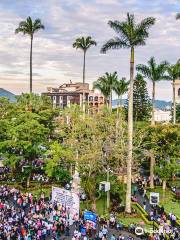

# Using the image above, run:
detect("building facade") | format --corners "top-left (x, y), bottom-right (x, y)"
top-left (154, 108), bottom-right (171, 122)
top-left (42, 82), bottom-right (105, 110)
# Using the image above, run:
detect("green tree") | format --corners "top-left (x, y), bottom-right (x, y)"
top-left (101, 13), bottom-right (155, 213)
top-left (166, 63), bottom-right (180, 124)
top-left (45, 141), bottom-right (73, 184)
top-left (142, 124), bottom-right (180, 190)
top-left (113, 77), bottom-right (129, 109)
top-left (136, 57), bottom-right (168, 125)
top-left (132, 74), bottom-right (152, 121)
top-left (58, 107), bottom-right (128, 211)
top-left (15, 17), bottom-right (44, 93)
top-left (0, 94), bottom-right (57, 187)
top-left (0, 112), bottom-right (49, 187)
top-left (176, 104), bottom-right (180, 123)
top-left (93, 72), bottom-right (118, 110)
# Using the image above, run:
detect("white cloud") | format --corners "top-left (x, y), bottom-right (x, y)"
top-left (0, 0), bottom-right (179, 100)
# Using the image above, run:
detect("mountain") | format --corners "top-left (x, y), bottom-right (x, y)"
top-left (0, 88), bottom-right (16, 102)
top-left (112, 99), bottom-right (172, 110)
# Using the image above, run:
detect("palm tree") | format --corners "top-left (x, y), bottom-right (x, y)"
top-left (136, 57), bottom-right (168, 125)
top-left (114, 77), bottom-right (129, 108)
top-left (15, 17), bottom-right (44, 93)
top-left (101, 13), bottom-right (155, 213)
top-left (73, 36), bottom-right (96, 112)
top-left (166, 62), bottom-right (180, 124)
top-left (93, 72), bottom-right (118, 111)
top-left (73, 36), bottom-right (97, 84)
top-left (176, 13), bottom-right (180, 20)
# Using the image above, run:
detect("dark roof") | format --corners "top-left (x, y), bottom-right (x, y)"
top-left (0, 88), bottom-right (16, 102)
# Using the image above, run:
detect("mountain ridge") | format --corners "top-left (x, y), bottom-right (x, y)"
top-left (112, 99), bottom-right (172, 110)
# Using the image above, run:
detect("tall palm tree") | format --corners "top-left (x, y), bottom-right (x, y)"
top-left (136, 57), bottom-right (168, 125)
top-left (93, 72), bottom-right (117, 111)
top-left (73, 36), bottom-right (97, 84)
top-left (166, 62), bottom-right (180, 124)
top-left (101, 13), bottom-right (155, 213)
top-left (15, 17), bottom-right (44, 93)
top-left (73, 36), bottom-right (96, 112)
top-left (176, 13), bottom-right (180, 20)
top-left (114, 77), bottom-right (129, 108)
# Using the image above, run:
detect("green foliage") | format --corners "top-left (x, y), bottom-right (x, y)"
top-left (101, 13), bottom-right (155, 52)
top-left (51, 168), bottom-right (72, 185)
top-left (15, 16), bottom-right (44, 37)
top-left (72, 36), bottom-right (97, 52)
top-left (136, 57), bottom-right (169, 82)
top-left (57, 106), bottom-right (128, 201)
top-left (126, 74), bottom-right (152, 121)
top-left (45, 141), bottom-right (74, 181)
top-left (113, 77), bottom-right (129, 101)
top-left (0, 94), bottom-right (57, 172)
top-left (93, 72), bottom-right (118, 103)
top-left (142, 124), bottom-right (180, 179)
top-left (166, 63), bottom-right (180, 82)
top-left (176, 104), bottom-right (180, 123)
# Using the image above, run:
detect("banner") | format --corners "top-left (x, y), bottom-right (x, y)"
top-left (83, 211), bottom-right (98, 229)
top-left (150, 192), bottom-right (159, 205)
top-left (52, 186), bottom-right (80, 221)
top-left (83, 211), bottom-right (97, 223)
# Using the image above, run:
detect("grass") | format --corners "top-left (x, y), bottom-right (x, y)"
top-left (80, 197), bottom-right (106, 216)
top-left (118, 217), bottom-right (143, 225)
top-left (147, 186), bottom-right (180, 217)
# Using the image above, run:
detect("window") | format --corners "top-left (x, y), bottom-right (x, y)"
top-left (94, 96), bottom-right (98, 101)
top-left (178, 88), bottom-right (180, 97)
top-left (89, 96), bottom-right (93, 101)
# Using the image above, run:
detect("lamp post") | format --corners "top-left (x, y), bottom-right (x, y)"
top-left (106, 167), bottom-right (110, 209)
top-left (102, 142), bottom-right (111, 211)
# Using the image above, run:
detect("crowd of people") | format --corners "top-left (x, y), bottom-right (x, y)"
top-left (131, 176), bottom-right (180, 240)
top-left (0, 185), bottom-right (138, 240)
top-left (0, 172), bottom-right (179, 240)
top-left (0, 166), bottom-right (11, 181)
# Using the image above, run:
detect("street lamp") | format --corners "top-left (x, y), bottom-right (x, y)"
top-left (102, 142), bottom-right (111, 210)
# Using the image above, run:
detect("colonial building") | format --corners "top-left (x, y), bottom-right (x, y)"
top-left (42, 82), bottom-right (106, 110)
top-left (175, 59), bottom-right (180, 104)
top-left (154, 108), bottom-right (171, 122)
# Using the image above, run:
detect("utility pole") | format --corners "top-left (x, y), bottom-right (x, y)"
top-left (107, 167), bottom-right (110, 209)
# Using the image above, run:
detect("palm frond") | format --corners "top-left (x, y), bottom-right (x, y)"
top-left (113, 77), bottom-right (129, 96)
top-left (72, 36), bottom-right (97, 51)
top-left (136, 64), bottom-right (151, 79)
top-left (101, 37), bottom-right (129, 53)
top-left (176, 13), bottom-right (180, 20)
top-left (137, 57), bottom-right (169, 82)
top-left (15, 16), bottom-right (44, 36)
top-left (102, 13), bottom-right (155, 53)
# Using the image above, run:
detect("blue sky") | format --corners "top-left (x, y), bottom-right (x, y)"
top-left (0, 0), bottom-right (179, 100)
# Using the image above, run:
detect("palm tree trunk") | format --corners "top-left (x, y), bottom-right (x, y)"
top-left (125, 47), bottom-right (134, 213)
top-left (151, 81), bottom-right (155, 125)
top-left (150, 151), bottom-right (155, 189)
top-left (82, 50), bottom-right (86, 113)
top-left (162, 179), bottom-right (166, 191)
top-left (30, 35), bottom-right (33, 93)
top-left (173, 80), bottom-right (176, 124)
top-left (109, 90), bottom-right (112, 111)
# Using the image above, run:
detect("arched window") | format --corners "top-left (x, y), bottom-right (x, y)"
top-left (178, 88), bottom-right (180, 97)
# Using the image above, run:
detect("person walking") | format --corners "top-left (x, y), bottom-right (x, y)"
top-left (110, 234), bottom-right (116, 240)
top-left (143, 200), bottom-right (146, 210)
